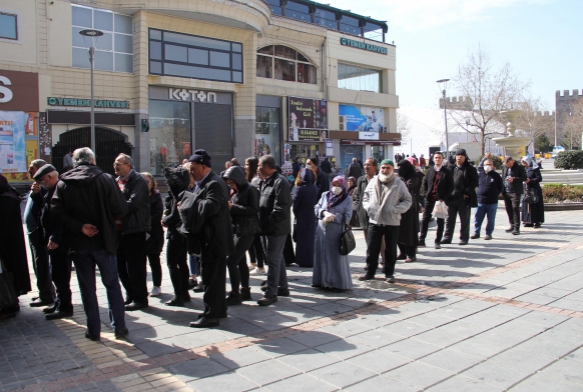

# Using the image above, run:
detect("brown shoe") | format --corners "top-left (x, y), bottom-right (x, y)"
top-left (405, 257), bottom-right (416, 263)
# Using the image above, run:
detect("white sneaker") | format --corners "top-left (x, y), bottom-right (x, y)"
top-left (250, 267), bottom-right (266, 275)
top-left (249, 263), bottom-right (257, 270)
top-left (149, 286), bottom-right (161, 297)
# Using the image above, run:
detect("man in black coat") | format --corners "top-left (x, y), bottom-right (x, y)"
top-left (419, 152), bottom-right (454, 249)
top-left (114, 154), bottom-right (151, 311)
top-left (347, 158), bottom-right (364, 179)
top-left (472, 157), bottom-right (503, 240)
top-left (442, 149), bottom-right (479, 245)
top-left (501, 156), bottom-right (527, 235)
top-left (32, 165), bottom-right (73, 320)
top-left (257, 155), bottom-right (292, 306)
top-left (187, 150), bottom-right (234, 327)
top-left (52, 147), bottom-right (128, 341)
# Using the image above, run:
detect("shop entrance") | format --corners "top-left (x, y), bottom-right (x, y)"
top-left (339, 145), bottom-right (363, 172)
top-left (289, 143), bottom-right (322, 163)
top-left (52, 127), bottom-right (133, 176)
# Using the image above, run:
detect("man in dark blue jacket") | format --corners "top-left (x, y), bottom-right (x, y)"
top-left (471, 157), bottom-right (503, 240)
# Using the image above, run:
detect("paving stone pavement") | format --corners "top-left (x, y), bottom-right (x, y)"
top-left (2, 205), bottom-right (583, 391)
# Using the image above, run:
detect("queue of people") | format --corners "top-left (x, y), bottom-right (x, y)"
top-left (0, 148), bottom-right (545, 335)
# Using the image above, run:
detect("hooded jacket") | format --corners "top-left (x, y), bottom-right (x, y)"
top-left (223, 166), bottom-right (260, 237)
top-left (162, 166), bottom-right (191, 240)
top-left (51, 163), bottom-right (127, 255)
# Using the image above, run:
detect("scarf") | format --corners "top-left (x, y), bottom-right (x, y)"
top-left (326, 175), bottom-right (348, 210)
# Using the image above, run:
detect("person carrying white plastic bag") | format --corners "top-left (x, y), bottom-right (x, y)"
top-left (432, 200), bottom-right (449, 220)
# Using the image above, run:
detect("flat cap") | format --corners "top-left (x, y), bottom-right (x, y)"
top-left (33, 164), bottom-right (56, 181)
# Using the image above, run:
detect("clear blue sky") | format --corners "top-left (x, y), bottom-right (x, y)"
top-left (329, 0), bottom-right (583, 110)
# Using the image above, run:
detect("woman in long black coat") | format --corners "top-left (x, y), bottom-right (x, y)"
top-left (293, 168), bottom-right (318, 267)
top-left (141, 172), bottom-right (164, 296)
top-left (0, 175), bottom-right (31, 318)
top-left (397, 160), bottom-right (421, 262)
top-left (521, 157), bottom-right (545, 228)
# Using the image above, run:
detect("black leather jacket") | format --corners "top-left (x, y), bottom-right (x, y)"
top-left (258, 172), bottom-right (291, 236)
top-left (118, 170), bottom-right (151, 234)
top-left (223, 166), bottom-right (260, 237)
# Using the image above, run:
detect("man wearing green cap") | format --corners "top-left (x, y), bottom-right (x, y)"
top-left (360, 159), bottom-right (412, 283)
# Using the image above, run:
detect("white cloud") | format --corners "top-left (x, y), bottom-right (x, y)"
top-left (324, 0), bottom-right (554, 31)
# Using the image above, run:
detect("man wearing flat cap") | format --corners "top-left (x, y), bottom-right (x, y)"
top-left (187, 149), bottom-right (233, 327)
top-left (31, 164), bottom-right (73, 320)
top-left (360, 159), bottom-right (411, 283)
top-left (442, 149), bottom-right (478, 245)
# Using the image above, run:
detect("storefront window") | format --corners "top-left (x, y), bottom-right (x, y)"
top-left (255, 107), bottom-right (281, 163)
top-left (148, 100), bottom-right (191, 175)
top-left (338, 62), bottom-right (382, 93)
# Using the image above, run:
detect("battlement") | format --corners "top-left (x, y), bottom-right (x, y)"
top-left (533, 111), bottom-right (555, 117)
top-left (439, 96), bottom-right (473, 110)
top-left (556, 89), bottom-right (583, 99)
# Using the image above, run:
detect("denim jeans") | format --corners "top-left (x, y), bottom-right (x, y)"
top-left (263, 235), bottom-right (288, 297)
top-left (188, 254), bottom-right (199, 276)
top-left (474, 203), bottom-right (498, 236)
top-left (72, 248), bottom-right (126, 337)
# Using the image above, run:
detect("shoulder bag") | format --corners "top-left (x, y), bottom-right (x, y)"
top-left (339, 222), bottom-right (356, 256)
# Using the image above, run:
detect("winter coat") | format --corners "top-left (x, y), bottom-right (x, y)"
top-left (162, 166), bottom-right (191, 240)
top-left (501, 161), bottom-right (527, 195)
top-left (476, 168), bottom-right (503, 204)
top-left (363, 175), bottom-right (412, 226)
top-left (522, 167), bottom-right (545, 224)
top-left (347, 162), bottom-right (364, 179)
top-left (292, 169), bottom-right (318, 267)
top-left (448, 163), bottom-right (479, 208)
top-left (223, 166), bottom-right (260, 237)
top-left (258, 172), bottom-right (292, 236)
top-left (398, 175), bottom-right (420, 247)
top-left (354, 175), bottom-right (372, 227)
top-left (52, 163), bottom-right (127, 255)
top-left (145, 190), bottom-right (164, 254)
top-left (31, 183), bottom-right (66, 252)
top-left (117, 170), bottom-right (151, 234)
top-left (423, 166), bottom-right (454, 202)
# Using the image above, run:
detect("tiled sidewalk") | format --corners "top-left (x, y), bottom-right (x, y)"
top-left (2, 207), bottom-right (583, 391)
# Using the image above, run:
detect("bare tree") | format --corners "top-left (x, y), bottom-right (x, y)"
top-left (563, 99), bottom-right (583, 149)
top-left (449, 45), bottom-right (530, 154)
top-left (396, 111), bottom-right (410, 137)
top-left (515, 97), bottom-right (555, 141)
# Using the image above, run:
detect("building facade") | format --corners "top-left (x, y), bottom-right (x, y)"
top-left (0, 0), bottom-right (399, 178)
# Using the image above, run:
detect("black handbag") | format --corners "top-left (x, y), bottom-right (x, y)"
top-left (0, 261), bottom-right (18, 311)
top-left (523, 189), bottom-right (538, 204)
top-left (339, 224), bottom-right (356, 256)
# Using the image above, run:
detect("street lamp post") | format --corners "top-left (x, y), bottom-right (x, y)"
top-left (437, 79), bottom-right (450, 156)
top-left (79, 29), bottom-right (103, 154)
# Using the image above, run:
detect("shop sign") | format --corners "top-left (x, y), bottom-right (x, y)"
top-left (340, 38), bottom-right (388, 55)
top-left (47, 97), bottom-right (130, 109)
top-left (0, 70), bottom-right (39, 112)
top-left (0, 111), bottom-right (28, 173)
top-left (359, 132), bottom-right (379, 140)
top-left (288, 97), bottom-right (327, 142)
top-left (341, 140), bottom-right (401, 146)
top-left (339, 105), bottom-right (384, 132)
top-left (168, 88), bottom-right (217, 103)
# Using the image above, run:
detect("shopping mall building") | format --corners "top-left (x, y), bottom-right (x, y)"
top-left (0, 0), bottom-right (399, 179)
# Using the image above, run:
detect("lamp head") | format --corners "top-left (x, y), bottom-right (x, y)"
top-left (79, 29), bottom-right (104, 37)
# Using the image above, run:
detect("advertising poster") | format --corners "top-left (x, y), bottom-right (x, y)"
top-left (339, 105), bottom-right (384, 132)
top-left (288, 97), bottom-right (328, 142)
top-left (0, 111), bottom-right (27, 174)
top-left (39, 112), bottom-right (52, 163)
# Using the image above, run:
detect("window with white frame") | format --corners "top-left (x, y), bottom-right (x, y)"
top-left (256, 45), bottom-right (317, 84)
top-left (71, 5), bottom-right (133, 73)
top-left (0, 11), bottom-right (19, 41)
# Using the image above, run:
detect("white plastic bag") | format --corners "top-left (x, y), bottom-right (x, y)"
top-left (432, 200), bottom-right (448, 220)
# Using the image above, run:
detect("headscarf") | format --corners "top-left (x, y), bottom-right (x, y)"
top-left (326, 175), bottom-right (348, 210)
top-left (347, 176), bottom-right (357, 191)
top-left (521, 156), bottom-right (538, 169)
top-left (0, 174), bottom-right (21, 201)
top-left (299, 167), bottom-right (315, 186)
top-left (398, 159), bottom-right (415, 181)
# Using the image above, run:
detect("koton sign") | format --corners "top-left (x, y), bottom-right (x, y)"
top-left (0, 70), bottom-right (39, 112)
top-left (168, 88), bottom-right (217, 103)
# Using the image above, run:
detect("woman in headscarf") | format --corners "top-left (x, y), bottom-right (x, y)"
top-left (397, 159), bottom-right (421, 262)
top-left (521, 156), bottom-right (545, 228)
top-left (293, 168), bottom-right (318, 267)
top-left (313, 176), bottom-right (354, 292)
top-left (0, 175), bottom-right (31, 318)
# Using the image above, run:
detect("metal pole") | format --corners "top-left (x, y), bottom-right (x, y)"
top-left (89, 45), bottom-right (95, 153)
top-left (443, 89), bottom-right (449, 154)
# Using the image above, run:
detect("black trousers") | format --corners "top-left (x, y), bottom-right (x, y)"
top-left (227, 235), bottom-right (254, 293)
top-left (443, 198), bottom-right (471, 242)
top-left (166, 236), bottom-right (189, 297)
top-left (504, 193), bottom-right (521, 230)
top-left (147, 253), bottom-right (162, 287)
top-left (28, 229), bottom-right (54, 302)
top-left (117, 232), bottom-right (148, 303)
top-left (249, 235), bottom-right (264, 268)
top-left (365, 224), bottom-right (399, 277)
top-left (398, 243), bottom-right (416, 258)
top-left (49, 249), bottom-right (72, 312)
top-left (419, 200), bottom-right (445, 244)
top-left (201, 249), bottom-right (227, 319)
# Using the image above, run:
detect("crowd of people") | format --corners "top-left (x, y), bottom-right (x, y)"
top-left (0, 147), bottom-right (545, 339)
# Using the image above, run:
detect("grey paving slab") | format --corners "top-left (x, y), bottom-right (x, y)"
top-left (382, 338), bottom-right (441, 360)
top-left (286, 330), bottom-right (341, 348)
top-left (348, 328), bottom-right (404, 348)
top-left (308, 361), bottom-right (377, 388)
top-left (427, 375), bottom-right (503, 392)
top-left (168, 357), bottom-right (230, 382)
top-left (419, 348), bottom-right (485, 373)
top-left (318, 318), bottom-right (375, 338)
top-left (384, 361), bottom-right (454, 389)
top-left (461, 360), bottom-right (538, 389)
top-left (235, 359), bottom-right (301, 386)
top-left (263, 373), bottom-right (338, 392)
top-left (209, 346), bottom-right (272, 370)
top-left (253, 337), bottom-right (309, 358)
top-left (187, 371), bottom-right (259, 392)
top-left (275, 348), bottom-right (338, 372)
top-left (345, 375), bottom-right (419, 392)
top-left (346, 349), bottom-right (411, 374)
